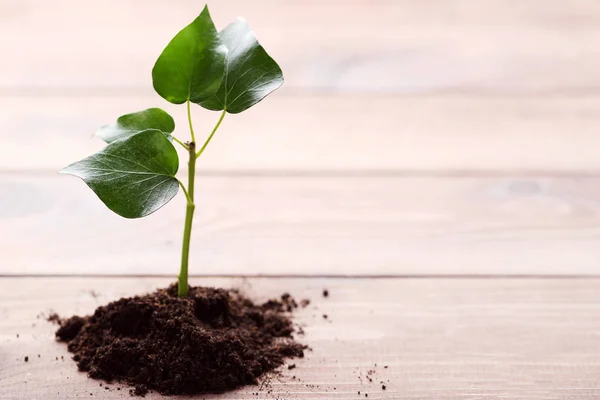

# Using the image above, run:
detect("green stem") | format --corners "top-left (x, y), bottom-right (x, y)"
top-left (178, 142), bottom-right (196, 297)
top-left (177, 179), bottom-right (192, 204)
top-left (178, 106), bottom-right (227, 297)
top-left (196, 109), bottom-right (226, 158)
top-left (178, 100), bottom-right (198, 298)
top-left (172, 135), bottom-right (188, 150)
top-left (187, 100), bottom-right (196, 143)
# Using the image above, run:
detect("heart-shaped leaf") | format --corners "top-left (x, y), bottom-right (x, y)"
top-left (200, 18), bottom-right (283, 114)
top-left (60, 130), bottom-right (180, 219)
top-left (152, 5), bottom-right (227, 104)
top-left (96, 108), bottom-right (175, 143)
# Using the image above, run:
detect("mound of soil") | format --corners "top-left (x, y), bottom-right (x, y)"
top-left (53, 285), bottom-right (305, 396)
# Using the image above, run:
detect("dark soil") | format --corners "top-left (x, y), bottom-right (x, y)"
top-left (53, 284), bottom-right (305, 396)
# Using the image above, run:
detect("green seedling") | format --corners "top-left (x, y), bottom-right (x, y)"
top-left (61, 6), bottom-right (283, 297)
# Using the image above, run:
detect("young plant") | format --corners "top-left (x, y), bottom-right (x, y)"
top-left (61, 6), bottom-right (283, 297)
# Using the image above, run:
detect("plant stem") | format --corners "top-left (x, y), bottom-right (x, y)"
top-left (177, 180), bottom-right (192, 204)
top-left (187, 100), bottom-right (196, 143)
top-left (178, 141), bottom-right (196, 297)
top-left (178, 101), bottom-right (198, 298)
top-left (172, 135), bottom-right (188, 150)
top-left (178, 105), bottom-right (227, 297)
top-left (196, 109), bottom-right (226, 158)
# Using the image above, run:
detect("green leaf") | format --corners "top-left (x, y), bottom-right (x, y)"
top-left (200, 18), bottom-right (283, 114)
top-left (96, 108), bottom-right (175, 143)
top-left (152, 5), bottom-right (227, 104)
top-left (60, 130), bottom-right (180, 219)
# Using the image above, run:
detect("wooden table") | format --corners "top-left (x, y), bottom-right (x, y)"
top-left (2, 1), bottom-right (600, 398)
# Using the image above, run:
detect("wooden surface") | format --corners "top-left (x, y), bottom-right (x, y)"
top-left (4, 95), bottom-right (600, 173)
top-left (3, 175), bottom-right (600, 276)
top-left (3, 277), bottom-right (600, 399)
top-left (3, 0), bottom-right (600, 398)
top-left (2, 0), bottom-right (600, 92)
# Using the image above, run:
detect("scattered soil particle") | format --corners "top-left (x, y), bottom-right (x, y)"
top-left (16, 334), bottom-right (19, 338)
top-left (299, 299), bottom-right (311, 308)
top-left (24, 356), bottom-right (28, 362)
top-left (287, 364), bottom-right (296, 370)
top-left (280, 293), bottom-right (297, 311)
top-left (382, 385), bottom-right (386, 390)
top-left (47, 313), bottom-right (62, 325)
top-left (54, 284), bottom-right (305, 396)
top-left (322, 314), bottom-right (328, 319)
top-left (322, 289), bottom-right (329, 298)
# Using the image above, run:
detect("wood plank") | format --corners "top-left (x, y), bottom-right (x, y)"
top-left (3, 174), bottom-right (600, 276)
top-left (2, 0), bottom-right (600, 92)
top-left (2, 277), bottom-right (600, 399)
top-left (4, 95), bottom-right (600, 172)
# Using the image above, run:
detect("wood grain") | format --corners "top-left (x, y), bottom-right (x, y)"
top-left (3, 174), bottom-right (600, 276)
top-left (1, 0), bottom-right (600, 93)
top-left (2, 277), bottom-right (600, 399)
top-left (4, 95), bottom-right (600, 172)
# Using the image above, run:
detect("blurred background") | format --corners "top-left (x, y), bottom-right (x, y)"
top-left (1, 0), bottom-right (599, 276)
